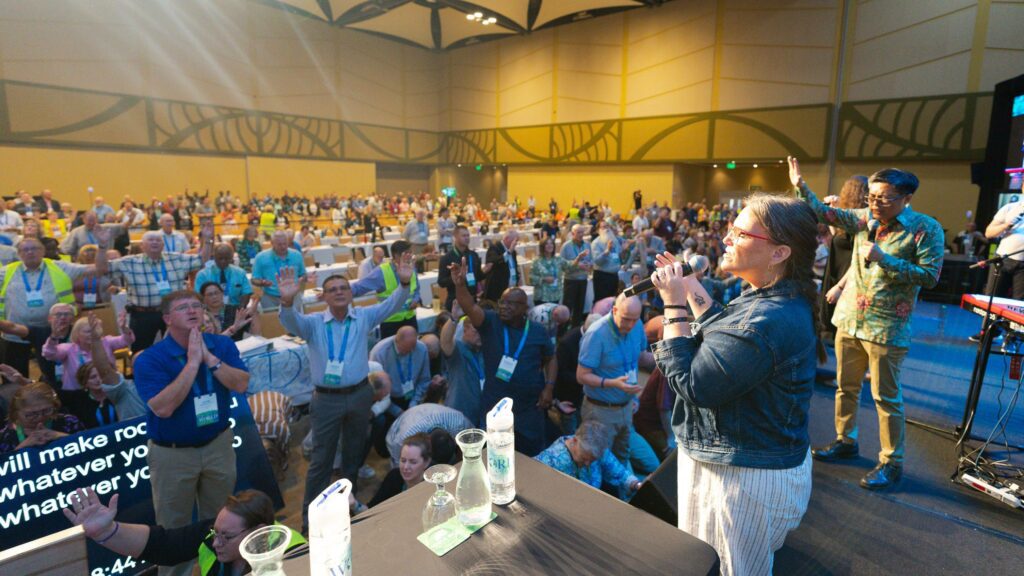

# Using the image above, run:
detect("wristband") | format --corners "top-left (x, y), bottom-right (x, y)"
top-left (210, 360), bottom-right (224, 373)
top-left (663, 304), bottom-right (687, 309)
top-left (600, 377), bottom-right (605, 388)
top-left (96, 521), bottom-right (120, 544)
top-left (662, 316), bottom-right (689, 326)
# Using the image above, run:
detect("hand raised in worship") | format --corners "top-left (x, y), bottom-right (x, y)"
top-left (0, 363), bottom-right (30, 386)
top-left (62, 487), bottom-right (119, 541)
top-left (93, 225), bottom-right (112, 248)
top-left (395, 252), bottom-right (415, 284)
top-left (187, 327), bottom-right (205, 368)
top-left (447, 257), bottom-right (467, 287)
top-left (787, 156), bottom-right (804, 188)
top-left (51, 314), bottom-right (73, 339)
top-left (275, 266), bottom-right (303, 302)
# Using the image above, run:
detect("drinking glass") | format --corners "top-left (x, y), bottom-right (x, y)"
top-left (421, 463), bottom-right (457, 532)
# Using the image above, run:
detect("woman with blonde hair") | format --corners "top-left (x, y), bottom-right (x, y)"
top-left (0, 381), bottom-right (84, 452)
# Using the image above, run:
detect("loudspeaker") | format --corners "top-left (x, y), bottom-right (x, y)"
top-left (630, 449), bottom-right (677, 526)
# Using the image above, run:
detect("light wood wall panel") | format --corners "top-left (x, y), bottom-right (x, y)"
top-left (508, 165), bottom-right (674, 217)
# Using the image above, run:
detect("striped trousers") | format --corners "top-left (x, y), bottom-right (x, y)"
top-left (677, 449), bottom-right (812, 576)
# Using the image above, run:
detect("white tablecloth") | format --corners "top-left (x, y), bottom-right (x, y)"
top-left (243, 337), bottom-right (313, 404)
top-left (306, 245), bottom-right (336, 266)
top-left (307, 262), bottom-right (352, 287)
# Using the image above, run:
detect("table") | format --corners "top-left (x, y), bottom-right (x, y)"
top-left (306, 245), bottom-right (336, 266)
top-left (282, 453), bottom-right (718, 575)
top-left (242, 336), bottom-right (313, 404)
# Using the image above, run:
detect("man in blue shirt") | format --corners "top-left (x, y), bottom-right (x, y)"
top-left (440, 316), bottom-right (485, 426)
top-left (448, 257), bottom-right (556, 456)
top-left (134, 290), bottom-right (249, 576)
top-left (276, 256), bottom-right (414, 532)
top-left (251, 230), bottom-right (306, 309)
top-left (577, 294), bottom-right (650, 464)
top-left (369, 326), bottom-right (431, 410)
top-left (194, 244), bottom-right (252, 307)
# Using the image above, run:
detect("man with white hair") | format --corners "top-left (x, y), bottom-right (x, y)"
top-left (482, 230), bottom-right (519, 302)
top-left (157, 213), bottom-right (189, 253)
top-left (108, 226), bottom-right (213, 351)
top-left (560, 224), bottom-right (593, 326)
top-left (402, 209), bottom-right (431, 263)
top-left (92, 195), bottom-right (115, 223)
top-left (251, 230), bottom-right (306, 309)
top-left (576, 294), bottom-right (652, 465)
top-left (0, 200), bottom-right (23, 244)
top-left (358, 246), bottom-right (386, 279)
top-left (528, 302), bottom-right (571, 347)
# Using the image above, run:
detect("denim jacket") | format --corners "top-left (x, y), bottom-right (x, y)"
top-left (652, 279), bottom-right (816, 469)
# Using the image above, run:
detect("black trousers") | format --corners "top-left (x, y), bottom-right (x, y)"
top-left (592, 270), bottom-right (620, 303)
top-left (1, 340), bottom-right (33, 381)
top-left (379, 316), bottom-right (418, 339)
top-left (986, 257), bottom-right (1024, 300)
top-left (563, 278), bottom-right (588, 326)
top-left (130, 310), bottom-right (166, 352)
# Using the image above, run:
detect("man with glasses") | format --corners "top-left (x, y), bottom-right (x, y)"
top-left (448, 258), bottom-right (557, 456)
top-left (276, 256), bottom-right (414, 534)
top-left (0, 235), bottom-right (109, 376)
top-left (789, 157), bottom-right (944, 490)
top-left (133, 290), bottom-right (249, 576)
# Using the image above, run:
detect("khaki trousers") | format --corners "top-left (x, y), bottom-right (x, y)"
top-left (834, 330), bottom-right (908, 465)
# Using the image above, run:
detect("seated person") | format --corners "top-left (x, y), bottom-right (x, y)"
top-left (42, 314), bottom-right (134, 391)
top-left (63, 487), bottom-right (304, 576)
top-left (367, 433), bottom-right (432, 508)
top-left (0, 381), bottom-right (84, 453)
top-left (535, 420), bottom-right (641, 501)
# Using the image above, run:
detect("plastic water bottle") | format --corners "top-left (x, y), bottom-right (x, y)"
top-left (308, 479), bottom-right (352, 576)
top-left (487, 398), bottom-right (516, 505)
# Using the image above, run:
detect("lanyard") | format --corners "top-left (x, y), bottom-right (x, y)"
top-left (151, 259), bottom-right (169, 283)
top-left (610, 320), bottom-right (636, 372)
top-left (95, 402), bottom-right (116, 426)
top-left (464, 347), bottom-right (484, 381)
top-left (84, 276), bottom-right (98, 295)
top-left (86, 230), bottom-right (96, 245)
top-left (325, 317), bottom-right (352, 362)
top-left (395, 347), bottom-right (413, 383)
top-left (163, 234), bottom-right (175, 252)
top-left (21, 266), bottom-right (46, 293)
top-left (502, 320), bottom-right (531, 360)
top-left (178, 353), bottom-right (215, 396)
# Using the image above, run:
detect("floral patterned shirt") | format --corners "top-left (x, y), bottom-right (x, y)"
top-left (799, 182), bottom-right (944, 347)
top-left (535, 436), bottom-right (637, 500)
top-left (530, 256), bottom-right (576, 304)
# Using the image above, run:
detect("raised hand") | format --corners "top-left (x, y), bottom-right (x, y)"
top-left (94, 226), bottom-right (112, 248)
top-left (0, 364), bottom-right (30, 386)
top-left (52, 315), bottom-right (72, 339)
top-left (275, 266), bottom-right (303, 302)
top-left (187, 327), bottom-right (204, 368)
top-left (787, 156), bottom-right (804, 188)
top-left (651, 251), bottom-right (690, 307)
top-left (62, 487), bottom-right (119, 541)
top-left (447, 257), bottom-right (467, 287)
top-left (395, 252), bottom-right (415, 284)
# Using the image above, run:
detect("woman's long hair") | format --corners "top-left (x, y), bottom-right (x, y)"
top-left (743, 194), bottom-right (826, 362)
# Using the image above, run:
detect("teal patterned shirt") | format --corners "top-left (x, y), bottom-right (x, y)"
top-left (530, 256), bottom-right (576, 304)
top-left (799, 183), bottom-right (944, 347)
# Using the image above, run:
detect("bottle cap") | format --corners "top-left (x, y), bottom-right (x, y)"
top-left (487, 397), bottom-right (514, 429)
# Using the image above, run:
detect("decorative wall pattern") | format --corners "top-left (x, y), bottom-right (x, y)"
top-left (0, 79), bottom-right (991, 166)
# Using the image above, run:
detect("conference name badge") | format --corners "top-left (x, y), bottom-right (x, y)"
top-left (466, 271), bottom-right (476, 287)
top-left (26, 290), bottom-right (44, 308)
top-left (496, 355), bottom-right (518, 382)
top-left (324, 360), bottom-right (345, 387)
top-left (156, 279), bottom-right (172, 296)
top-left (626, 369), bottom-right (638, 386)
top-left (403, 380), bottom-right (414, 396)
top-left (194, 393), bottom-right (219, 427)
top-left (83, 292), bottom-right (97, 307)
top-left (54, 361), bottom-right (64, 379)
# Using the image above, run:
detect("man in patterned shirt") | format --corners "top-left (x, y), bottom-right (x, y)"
top-left (789, 157), bottom-right (944, 490)
top-left (109, 226), bottom-right (213, 352)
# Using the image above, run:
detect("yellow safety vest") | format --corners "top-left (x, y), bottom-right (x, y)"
top-left (197, 523), bottom-right (305, 576)
top-left (0, 259), bottom-right (75, 318)
top-left (259, 211), bottom-right (276, 235)
top-left (380, 261), bottom-right (417, 323)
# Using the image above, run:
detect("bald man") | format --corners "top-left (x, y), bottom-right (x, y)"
top-left (157, 213), bottom-right (189, 253)
top-left (194, 244), bottom-right (252, 307)
top-left (251, 230), bottom-right (306, 309)
top-left (576, 294), bottom-right (653, 464)
top-left (369, 325), bottom-right (432, 411)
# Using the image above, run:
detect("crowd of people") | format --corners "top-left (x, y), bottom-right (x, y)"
top-left (0, 161), bottom-right (949, 575)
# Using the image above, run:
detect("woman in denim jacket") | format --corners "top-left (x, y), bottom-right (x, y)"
top-left (650, 194), bottom-right (823, 576)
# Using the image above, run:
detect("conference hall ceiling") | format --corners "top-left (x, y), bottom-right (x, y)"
top-left (255, 0), bottom-right (669, 50)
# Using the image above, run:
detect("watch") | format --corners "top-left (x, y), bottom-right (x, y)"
top-left (209, 360), bottom-right (224, 372)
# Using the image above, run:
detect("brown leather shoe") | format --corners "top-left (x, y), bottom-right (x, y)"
top-left (860, 462), bottom-right (903, 490)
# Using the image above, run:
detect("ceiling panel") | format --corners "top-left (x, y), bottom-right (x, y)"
top-left (535, 0), bottom-right (643, 30)
top-left (277, 0), bottom-right (329, 21)
top-left (439, 7), bottom-right (516, 49)
top-left (347, 2), bottom-right (436, 49)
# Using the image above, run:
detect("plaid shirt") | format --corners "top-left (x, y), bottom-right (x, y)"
top-left (109, 252), bottom-right (204, 307)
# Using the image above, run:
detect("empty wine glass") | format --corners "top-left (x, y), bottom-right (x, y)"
top-left (421, 463), bottom-right (457, 532)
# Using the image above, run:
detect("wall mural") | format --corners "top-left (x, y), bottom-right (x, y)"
top-left (0, 80), bottom-right (990, 165)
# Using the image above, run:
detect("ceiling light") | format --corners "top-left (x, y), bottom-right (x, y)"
top-left (713, 164), bottom-right (718, 168)
top-left (487, 17), bottom-right (497, 24)
top-left (474, 12), bottom-right (482, 18)
top-left (482, 20), bottom-right (490, 25)
top-left (466, 14), bottom-right (474, 20)
top-left (753, 163), bottom-right (758, 168)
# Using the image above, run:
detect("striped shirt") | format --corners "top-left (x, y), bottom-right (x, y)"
top-left (385, 403), bottom-right (473, 467)
top-left (108, 252), bottom-right (204, 307)
top-left (248, 390), bottom-right (292, 444)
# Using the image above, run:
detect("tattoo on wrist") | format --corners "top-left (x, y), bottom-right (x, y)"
top-left (693, 295), bottom-right (706, 306)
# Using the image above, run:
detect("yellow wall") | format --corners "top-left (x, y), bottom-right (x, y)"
top-left (431, 166), bottom-right (507, 208)
top-left (0, 145), bottom-right (247, 208)
top-left (507, 165), bottom-right (674, 216)
top-left (245, 156), bottom-right (375, 198)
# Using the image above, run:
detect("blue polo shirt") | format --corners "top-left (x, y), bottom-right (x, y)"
top-left (478, 310), bottom-right (553, 422)
top-left (251, 248), bottom-right (306, 297)
top-left (134, 333), bottom-right (247, 445)
top-left (195, 263), bottom-right (253, 305)
top-left (579, 314), bottom-right (648, 405)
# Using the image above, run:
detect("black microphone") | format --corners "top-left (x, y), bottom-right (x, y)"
top-left (622, 255), bottom-right (709, 297)
top-left (865, 219), bottom-right (880, 268)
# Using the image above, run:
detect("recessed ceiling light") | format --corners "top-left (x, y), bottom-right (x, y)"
top-left (753, 163), bottom-right (758, 168)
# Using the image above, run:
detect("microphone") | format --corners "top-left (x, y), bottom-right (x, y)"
top-left (865, 219), bottom-right (879, 268)
top-left (622, 255), bottom-right (709, 298)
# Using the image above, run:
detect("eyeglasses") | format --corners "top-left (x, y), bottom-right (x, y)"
top-left (171, 302), bottom-right (205, 313)
top-left (209, 527), bottom-right (247, 544)
top-left (725, 225), bottom-right (773, 243)
top-left (866, 194), bottom-right (905, 207)
top-left (21, 407), bottom-right (55, 420)
top-left (323, 285), bottom-right (350, 295)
